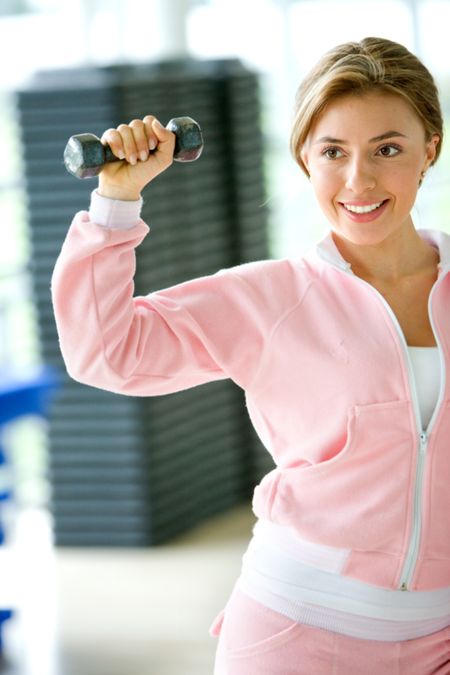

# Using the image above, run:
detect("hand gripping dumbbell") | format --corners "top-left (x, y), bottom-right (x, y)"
top-left (63, 116), bottom-right (204, 179)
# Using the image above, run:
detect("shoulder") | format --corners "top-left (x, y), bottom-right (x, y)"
top-left (220, 255), bottom-right (319, 286)
top-left (214, 256), bottom-right (320, 312)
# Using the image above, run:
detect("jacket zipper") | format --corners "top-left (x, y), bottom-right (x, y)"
top-left (347, 273), bottom-right (445, 591)
top-left (399, 431), bottom-right (428, 590)
top-left (398, 279), bottom-right (446, 589)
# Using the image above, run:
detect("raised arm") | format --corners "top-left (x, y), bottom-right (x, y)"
top-left (51, 117), bottom-right (274, 396)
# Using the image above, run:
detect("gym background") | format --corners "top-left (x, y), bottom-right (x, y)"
top-left (0, 1), bottom-right (449, 674)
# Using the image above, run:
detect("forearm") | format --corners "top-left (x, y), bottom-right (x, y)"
top-left (51, 192), bottom-right (151, 393)
top-left (51, 192), bottom-right (233, 395)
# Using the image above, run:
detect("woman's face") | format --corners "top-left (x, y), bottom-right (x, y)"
top-left (300, 91), bottom-right (439, 248)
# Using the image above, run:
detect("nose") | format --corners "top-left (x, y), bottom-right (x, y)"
top-left (345, 155), bottom-right (376, 193)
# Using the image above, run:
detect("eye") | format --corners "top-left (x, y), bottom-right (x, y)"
top-left (377, 144), bottom-right (401, 157)
top-left (322, 146), bottom-right (344, 160)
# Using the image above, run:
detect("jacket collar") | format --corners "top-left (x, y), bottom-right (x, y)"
top-left (315, 229), bottom-right (450, 276)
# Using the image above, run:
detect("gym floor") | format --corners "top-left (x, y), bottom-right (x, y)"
top-left (1, 502), bottom-right (255, 675)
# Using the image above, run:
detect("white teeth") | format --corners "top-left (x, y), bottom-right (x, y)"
top-left (343, 201), bottom-right (384, 214)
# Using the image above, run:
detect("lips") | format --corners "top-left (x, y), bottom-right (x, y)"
top-left (343, 201), bottom-right (383, 214)
top-left (338, 199), bottom-right (389, 222)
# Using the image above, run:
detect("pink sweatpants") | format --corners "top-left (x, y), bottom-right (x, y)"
top-left (210, 588), bottom-right (450, 675)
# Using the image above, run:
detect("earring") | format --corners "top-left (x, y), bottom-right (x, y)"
top-left (419, 170), bottom-right (426, 188)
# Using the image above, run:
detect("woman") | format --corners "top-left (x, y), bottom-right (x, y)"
top-left (52, 37), bottom-right (450, 674)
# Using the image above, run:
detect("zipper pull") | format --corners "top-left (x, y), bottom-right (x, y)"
top-left (420, 432), bottom-right (428, 453)
top-left (400, 582), bottom-right (408, 591)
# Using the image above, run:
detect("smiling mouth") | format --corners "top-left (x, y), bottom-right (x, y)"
top-left (340, 200), bottom-right (389, 214)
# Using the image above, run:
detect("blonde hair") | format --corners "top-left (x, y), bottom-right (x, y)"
top-left (290, 37), bottom-right (444, 176)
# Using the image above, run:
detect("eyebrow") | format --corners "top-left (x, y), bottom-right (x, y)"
top-left (314, 131), bottom-right (408, 144)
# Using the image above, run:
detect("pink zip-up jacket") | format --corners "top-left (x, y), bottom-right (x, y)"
top-left (51, 193), bottom-right (450, 593)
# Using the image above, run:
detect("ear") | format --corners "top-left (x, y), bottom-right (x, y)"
top-left (300, 145), bottom-right (311, 178)
top-left (423, 133), bottom-right (440, 171)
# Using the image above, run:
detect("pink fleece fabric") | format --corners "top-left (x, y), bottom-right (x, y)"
top-left (211, 588), bottom-right (450, 674)
top-left (51, 206), bottom-right (450, 592)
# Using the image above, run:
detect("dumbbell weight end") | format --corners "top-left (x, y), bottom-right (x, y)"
top-left (64, 134), bottom-right (117, 179)
top-left (64, 116), bottom-right (204, 179)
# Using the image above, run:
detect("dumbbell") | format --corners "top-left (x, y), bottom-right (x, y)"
top-left (64, 116), bottom-right (204, 179)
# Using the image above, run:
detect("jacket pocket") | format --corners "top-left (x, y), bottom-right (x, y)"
top-left (255, 400), bottom-right (415, 553)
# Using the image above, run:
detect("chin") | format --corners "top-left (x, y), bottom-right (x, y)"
top-left (332, 224), bottom-right (395, 249)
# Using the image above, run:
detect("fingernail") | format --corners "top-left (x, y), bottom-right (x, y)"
top-left (149, 139), bottom-right (156, 151)
top-left (153, 118), bottom-right (164, 130)
top-left (129, 154), bottom-right (137, 165)
top-left (140, 150), bottom-right (148, 162)
top-left (117, 149), bottom-right (125, 160)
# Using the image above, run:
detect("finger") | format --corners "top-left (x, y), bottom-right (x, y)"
top-left (152, 118), bottom-right (176, 155)
top-left (101, 128), bottom-right (125, 160)
top-left (129, 119), bottom-right (151, 162)
top-left (117, 124), bottom-right (139, 165)
top-left (143, 115), bottom-right (158, 152)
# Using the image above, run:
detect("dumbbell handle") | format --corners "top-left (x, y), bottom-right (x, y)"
top-left (64, 116), bottom-right (203, 179)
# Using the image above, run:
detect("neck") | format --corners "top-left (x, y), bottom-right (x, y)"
top-left (331, 223), bottom-right (439, 284)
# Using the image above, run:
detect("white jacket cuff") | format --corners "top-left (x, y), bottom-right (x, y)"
top-left (89, 190), bottom-right (143, 230)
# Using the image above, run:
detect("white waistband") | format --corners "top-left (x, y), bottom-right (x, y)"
top-left (237, 520), bottom-right (450, 641)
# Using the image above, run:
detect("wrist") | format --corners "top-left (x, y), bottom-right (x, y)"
top-left (97, 181), bottom-right (142, 201)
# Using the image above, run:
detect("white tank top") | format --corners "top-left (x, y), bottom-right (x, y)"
top-left (407, 346), bottom-right (440, 428)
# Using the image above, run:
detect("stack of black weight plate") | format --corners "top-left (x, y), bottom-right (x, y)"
top-left (15, 58), bottom-right (274, 546)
